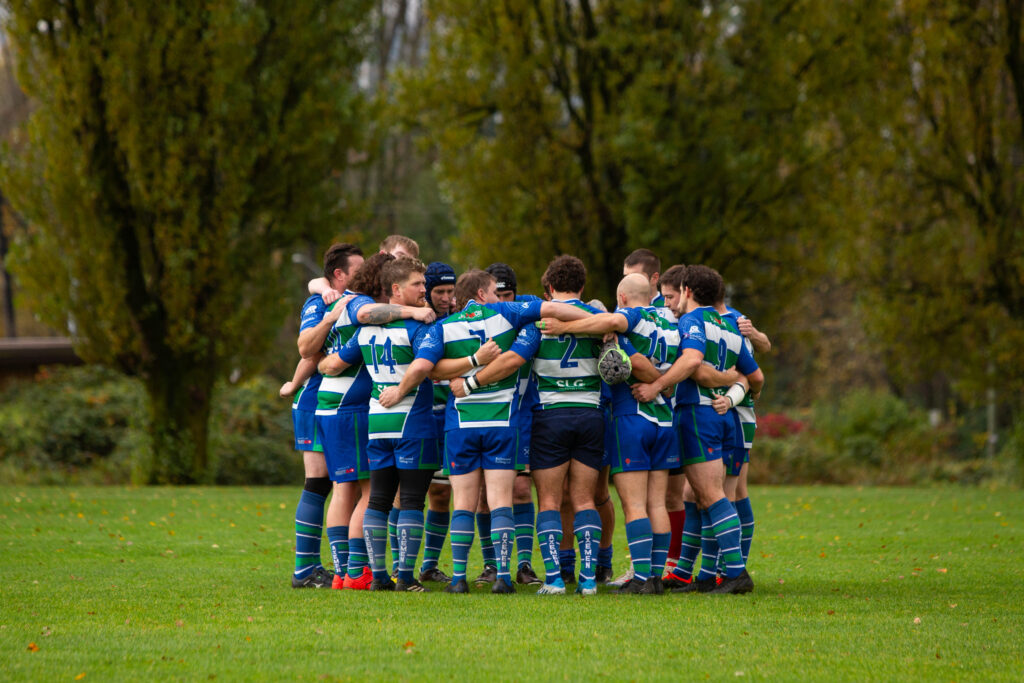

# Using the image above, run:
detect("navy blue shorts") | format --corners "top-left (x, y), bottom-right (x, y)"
top-left (610, 414), bottom-right (679, 474)
top-left (316, 410), bottom-right (370, 482)
top-left (445, 426), bottom-right (519, 474)
top-left (292, 408), bottom-right (322, 453)
top-left (674, 404), bottom-right (734, 466)
top-left (530, 407), bottom-right (605, 471)
top-left (367, 437), bottom-right (441, 471)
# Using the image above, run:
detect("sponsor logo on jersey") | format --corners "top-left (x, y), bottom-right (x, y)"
top-left (304, 304), bottom-right (318, 316)
top-left (555, 378), bottom-right (588, 388)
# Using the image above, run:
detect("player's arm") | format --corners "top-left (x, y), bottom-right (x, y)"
top-left (357, 303), bottom-right (436, 325)
top-left (280, 356), bottom-right (320, 397)
top-left (318, 353), bottom-right (352, 377)
top-left (450, 349), bottom-right (527, 398)
top-left (628, 352), bottom-right (662, 384)
top-left (693, 364), bottom-right (743, 389)
top-left (429, 340), bottom-right (502, 380)
top-left (737, 317), bottom-right (771, 353)
top-left (378, 358), bottom-right (436, 408)
top-left (306, 277), bottom-right (344, 305)
top-left (535, 311), bottom-right (628, 337)
top-left (297, 305), bottom-right (344, 359)
top-left (538, 301), bottom-right (591, 322)
top-left (631, 348), bottom-right (703, 403)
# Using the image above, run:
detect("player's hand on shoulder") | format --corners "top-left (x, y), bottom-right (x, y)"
top-left (412, 307), bottom-right (437, 323)
top-left (322, 289), bottom-right (343, 305)
top-left (378, 386), bottom-right (402, 408)
top-left (535, 317), bottom-right (564, 334)
top-left (711, 395), bottom-right (731, 415)
top-left (324, 302), bottom-right (345, 323)
top-left (450, 377), bottom-right (467, 398)
top-left (475, 339), bottom-right (501, 365)
top-left (737, 316), bottom-right (756, 337)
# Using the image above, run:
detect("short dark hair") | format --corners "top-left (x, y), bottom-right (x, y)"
top-left (683, 265), bottom-right (723, 307)
top-left (623, 248), bottom-right (660, 278)
top-left (348, 252), bottom-right (395, 301)
top-left (543, 255), bottom-right (586, 295)
top-left (660, 264), bottom-right (686, 291)
top-left (485, 262), bottom-right (517, 295)
top-left (323, 243), bottom-right (363, 281)
top-left (381, 257), bottom-right (426, 296)
top-left (455, 269), bottom-right (496, 307)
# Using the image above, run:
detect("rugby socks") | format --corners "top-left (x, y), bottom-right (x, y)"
top-left (513, 502), bottom-right (535, 567)
top-left (696, 509), bottom-right (719, 582)
top-left (667, 509), bottom-right (685, 564)
top-left (709, 497), bottom-right (744, 579)
top-left (293, 485), bottom-right (328, 579)
top-left (449, 510), bottom-right (475, 583)
top-left (388, 507), bottom-right (400, 574)
top-left (598, 544), bottom-right (613, 572)
top-left (573, 509), bottom-right (602, 582)
top-left (651, 532), bottom-right (671, 579)
top-left (363, 508), bottom-right (390, 580)
top-left (735, 497), bottom-right (754, 563)
top-left (347, 535), bottom-right (368, 579)
top-left (624, 518), bottom-right (653, 581)
top-left (672, 502), bottom-right (702, 581)
top-left (420, 509), bottom-right (449, 572)
top-left (536, 510), bottom-right (563, 584)
top-left (490, 506), bottom-right (515, 585)
top-left (326, 525), bottom-right (348, 576)
top-left (396, 509), bottom-right (425, 582)
top-left (477, 512), bottom-right (496, 568)
top-left (559, 548), bottom-right (576, 576)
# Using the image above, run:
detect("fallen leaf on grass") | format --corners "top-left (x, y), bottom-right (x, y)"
top-left (913, 617), bottom-right (921, 624)
top-left (75, 674), bottom-right (86, 680)
top-left (27, 642), bottom-right (39, 652)
top-left (937, 568), bottom-right (947, 573)
top-left (175, 620), bottom-right (184, 628)
top-left (827, 610), bottom-right (835, 615)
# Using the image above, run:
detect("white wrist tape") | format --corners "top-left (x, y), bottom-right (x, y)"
top-left (725, 382), bottom-right (747, 408)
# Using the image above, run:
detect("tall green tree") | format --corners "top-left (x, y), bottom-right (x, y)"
top-left (400, 1), bottom-right (890, 308)
top-left (1, 0), bottom-right (371, 482)
top-left (849, 0), bottom-right (1024, 418)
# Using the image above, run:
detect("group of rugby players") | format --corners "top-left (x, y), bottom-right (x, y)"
top-left (282, 234), bottom-right (770, 595)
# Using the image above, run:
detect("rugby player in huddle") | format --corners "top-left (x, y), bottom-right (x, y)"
top-left (284, 237), bottom-right (769, 594)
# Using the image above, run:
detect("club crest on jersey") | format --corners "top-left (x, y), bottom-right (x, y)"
top-left (303, 304), bottom-right (318, 316)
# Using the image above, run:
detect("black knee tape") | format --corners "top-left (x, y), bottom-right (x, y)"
top-left (304, 477), bottom-right (332, 498)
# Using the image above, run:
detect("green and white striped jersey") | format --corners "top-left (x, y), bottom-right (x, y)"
top-left (316, 294), bottom-right (375, 416)
top-left (438, 299), bottom-right (542, 429)
top-left (612, 306), bottom-right (680, 426)
top-left (338, 318), bottom-right (437, 439)
top-left (519, 299), bottom-right (604, 410)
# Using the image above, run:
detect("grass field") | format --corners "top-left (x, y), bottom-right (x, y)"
top-left (1, 485), bottom-right (1021, 681)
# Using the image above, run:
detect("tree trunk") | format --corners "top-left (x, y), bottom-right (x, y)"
top-left (143, 364), bottom-right (214, 484)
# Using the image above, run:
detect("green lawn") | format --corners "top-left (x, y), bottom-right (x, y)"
top-left (1, 485), bottom-right (1021, 681)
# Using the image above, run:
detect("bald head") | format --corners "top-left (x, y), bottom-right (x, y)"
top-left (617, 273), bottom-right (652, 307)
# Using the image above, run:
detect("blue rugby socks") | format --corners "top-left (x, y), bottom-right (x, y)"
top-left (490, 506), bottom-right (515, 585)
top-left (326, 525), bottom-right (348, 576)
top-left (293, 487), bottom-right (327, 579)
top-left (449, 510), bottom-right (475, 584)
top-left (420, 509), bottom-right (449, 573)
top-left (709, 497), bottom-right (744, 579)
top-left (573, 509), bottom-right (602, 582)
top-left (536, 510), bottom-right (563, 584)
top-left (625, 518), bottom-right (653, 581)
top-left (672, 501), bottom-right (701, 581)
top-left (513, 502), bottom-right (535, 567)
top-left (363, 508), bottom-right (390, 580)
top-left (735, 497), bottom-right (754, 563)
top-left (477, 512), bottom-right (496, 568)
top-left (396, 509), bottom-right (424, 582)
